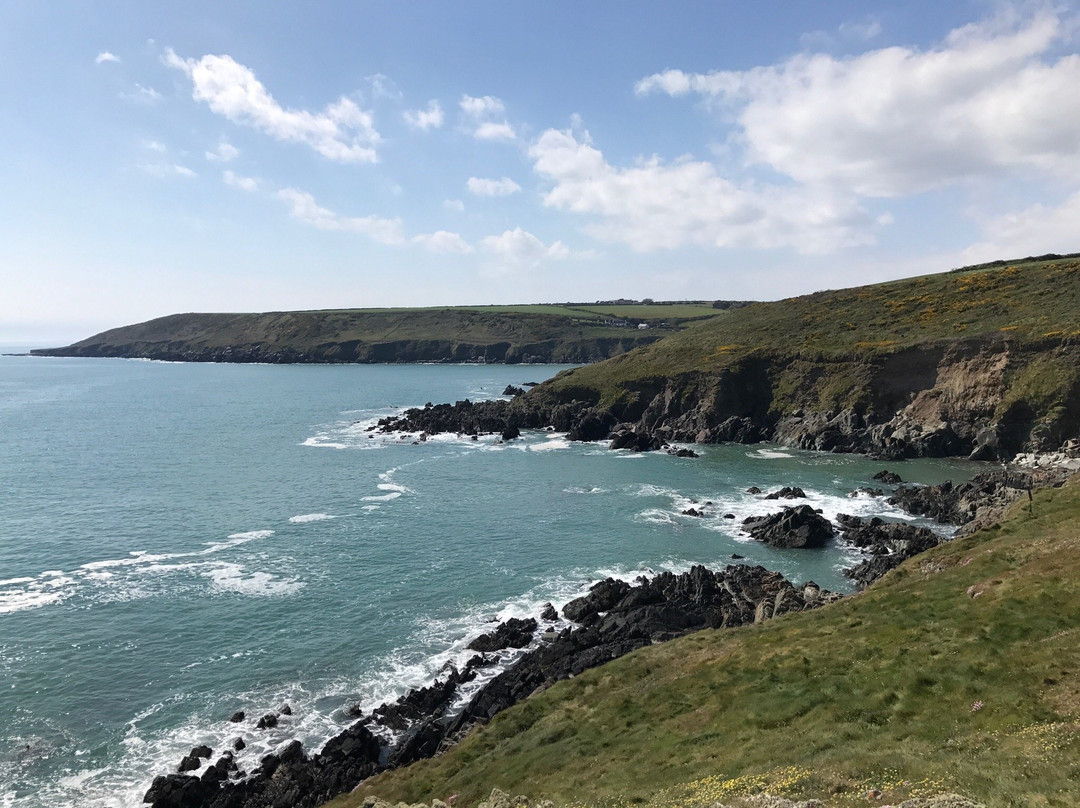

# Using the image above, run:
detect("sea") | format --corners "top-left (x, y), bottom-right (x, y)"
top-left (0, 354), bottom-right (978, 807)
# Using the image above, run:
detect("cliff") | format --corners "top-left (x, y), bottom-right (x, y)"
top-left (28, 304), bottom-right (726, 365)
top-left (379, 256), bottom-right (1080, 461)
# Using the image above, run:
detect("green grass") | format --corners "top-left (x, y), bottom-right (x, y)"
top-left (334, 478), bottom-right (1080, 808)
top-left (538, 257), bottom-right (1080, 411)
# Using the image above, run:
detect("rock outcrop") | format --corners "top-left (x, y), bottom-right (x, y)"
top-left (743, 506), bottom-right (834, 549)
top-left (143, 565), bottom-right (836, 808)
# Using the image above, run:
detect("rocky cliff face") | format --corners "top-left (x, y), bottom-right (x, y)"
top-left (32, 336), bottom-right (659, 365)
top-left (376, 339), bottom-right (1080, 461)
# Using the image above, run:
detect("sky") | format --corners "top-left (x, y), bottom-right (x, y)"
top-left (3, 1), bottom-right (1080, 344)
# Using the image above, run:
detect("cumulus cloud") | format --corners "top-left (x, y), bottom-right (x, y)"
top-left (222, 170), bottom-right (257, 191)
top-left (466, 176), bottom-right (521, 197)
top-left (365, 73), bottom-right (401, 101)
top-left (961, 192), bottom-right (1080, 264)
top-left (479, 227), bottom-right (575, 272)
top-left (164, 48), bottom-right (380, 163)
top-left (636, 11), bottom-right (1080, 196)
top-left (95, 51), bottom-right (120, 64)
top-left (460, 95), bottom-right (505, 116)
top-left (139, 163), bottom-right (195, 178)
top-left (412, 230), bottom-right (474, 254)
top-left (206, 140), bottom-right (239, 162)
top-left (460, 94), bottom-right (516, 141)
top-left (122, 84), bottom-right (162, 104)
top-left (275, 188), bottom-right (404, 244)
top-left (474, 122), bottom-right (517, 141)
top-left (403, 100), bottom-right (444, 131)
top-left (801, 18), bottom-right (883, 49)
top-left (529, 128), bottom-right (875, 253)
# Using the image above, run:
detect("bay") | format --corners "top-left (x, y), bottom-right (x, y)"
top-left (0, 356), bottom-right (974, 807)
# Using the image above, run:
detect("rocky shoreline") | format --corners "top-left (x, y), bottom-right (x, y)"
top-left (140, 460), bottom-right (1077, 808)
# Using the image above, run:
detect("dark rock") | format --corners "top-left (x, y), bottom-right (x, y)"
top-left (850, 487), bottom-right (885, 497)
top-left (228, 711), bottom-right (245, 723)
top-left (682, 507), bottom-right (704, 517)
top-left (467, 618), bottom-right (538, 653)
top-left (279, 703), bottom-right (292, 716)
top-left (608, 428), bottom-right (661, 452)
top-left (746, 486), bottom-right (762, 494)
top-left (743, 505), bottom-right (834, 549)
top-left (731, 553), bottom-right (744, 559)
top-left (668, 447), bottom-right (699, 458)
top-left (501, 425), bottom-right (520, 441)
top-left (563, 578), bottom-right (632, 623)
top-left (764, 486), bottom-right (806, 500)
top-left (836, 514), bottom-right (947, 588)
top-left (502, 385), bottom-right (525, 396)
top-left (255, 712), bottom-right (278, 730)
top-left (723, 513), bottom-right (735, 519)
top-left (232, 737), bottom-right (246, 751)
top-left (190, 745), bottom-right (212, 760)
top-left (567, 409), bottom-right (617, 442)
top-left (177, 753), bottom-right (202, 773)
top-left (873, 470), bottom-right (903, 485)
top-left (540, 602), bottom-right (558, 621)
top-left (345, 703), bottom-right (364, 718)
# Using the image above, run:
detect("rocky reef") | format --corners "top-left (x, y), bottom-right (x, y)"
top-left (143, 565), bottom-right (837, 808)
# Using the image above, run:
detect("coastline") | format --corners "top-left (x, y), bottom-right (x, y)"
top-left (141, 436), bottom-right (1075, 808)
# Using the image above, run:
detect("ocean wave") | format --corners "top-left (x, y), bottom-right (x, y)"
top-left (288, 513), bottom-right (335, 524)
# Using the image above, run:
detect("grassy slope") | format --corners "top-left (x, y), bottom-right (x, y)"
top-left (54, 304), bottom-right (722, 353)
top-left (337, 478), bottom-right (1080, 808)
top-left (540, 258), bottom-right (1080, 411)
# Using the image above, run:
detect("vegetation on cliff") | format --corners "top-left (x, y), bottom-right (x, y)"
top-left (338, 476), bottom-right (1080, 808)
top-left (29, 302), bottom-right (723, 364)
top-left (522, 257), bottom-right (1080, 459)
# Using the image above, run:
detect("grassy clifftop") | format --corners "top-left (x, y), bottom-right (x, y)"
top-left (541, 257), bottom-right (1080, 408)
top-left (30, 303), bottom-right (724, 364)
top-left (338, 477), bottom-right (1080, 808)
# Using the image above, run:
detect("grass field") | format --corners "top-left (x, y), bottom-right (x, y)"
top-left (336, 477), bottom-right (1080, 808)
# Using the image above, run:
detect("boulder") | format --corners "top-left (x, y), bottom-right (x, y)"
top-left (467, 618), bottom-right (539, 652)
top-left (873, 470), bottom-right (903, 485)
top-left (539, 602), bottom-right (558, 621)
top-left (562, 578), bottom-right (632, 623)
top-left (502, 385), bottom-right (525, 396)
top-left (255, 712), bottom-right (278, 729)
top-left (743, 506), bottom-right (834, 549)
top-left (228, 711), bottom-right (245, 723)
top-left (764, 486), bottom-right (806, 500)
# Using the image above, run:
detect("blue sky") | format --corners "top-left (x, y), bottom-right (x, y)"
top-left (3, 1), bottom-right (1080, 343)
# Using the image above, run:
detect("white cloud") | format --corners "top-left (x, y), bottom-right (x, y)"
top-left (443, 199), bottom-right (465, 212)
top-left (403, 100), bottom-right (444, 131)
top-left (961, 192), bottom-right (1080, 264)
top-left (365, 73), bottom-right (401, 101)
top-left (479, 227), bottom-right (575, 272)
top-left (140, 163), bottom-right (195, 178)
top-left (123, 84), bottom-right (162, 104)
top-left (206, 140), bottom-right (239, 162)
top-left (839, 19), bottom-right (883, 41)
top-left (460, 95), bottom-right (505, 116)
top-left (529, 127), bottom-right (875, 253)
top-left (802, 18), bottom-right (883, 49)
top-left (222, 170), bottom-right (257, 191)
top-left (164, 48), bottom-right (380, 163)
top-left (412, 230), bottom-right (474, 254)
top-left (473, 121), bottom-right (517, 141)
top-left (466, 176), bottom-right (521, 197)
top-left (459, 94), bottom-right (515, 141)
top-left (636, 11), bottom-right (1080, 197)
top-left (143, 140), bottom-right (168, 153)
top-left (275, 188), bottom-right (404, 244)
top-left (95, 51), bottom-right (120, 65)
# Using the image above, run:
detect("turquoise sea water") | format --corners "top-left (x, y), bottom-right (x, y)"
top-left (0, 356), bottom-right (977, 807)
